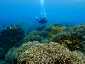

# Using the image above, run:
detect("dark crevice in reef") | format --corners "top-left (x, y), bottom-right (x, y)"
top-left (0, 24), bottom-right (25, 64)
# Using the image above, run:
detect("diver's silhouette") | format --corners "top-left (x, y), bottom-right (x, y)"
top-left (36, 17), bottom-right (47, 24)
top-left (35, 17), bottom-right (48, 31)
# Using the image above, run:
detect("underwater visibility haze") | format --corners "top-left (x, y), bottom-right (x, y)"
top-left (0, 0), bottom-right (85, 26)
top-left (0, 0), bottom-right (85, 64)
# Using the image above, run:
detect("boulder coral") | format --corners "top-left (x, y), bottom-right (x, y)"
top-left (17, 41), bottom-right (85, 64)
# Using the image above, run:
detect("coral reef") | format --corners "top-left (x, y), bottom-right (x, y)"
top-left (46, 24), bottom-right (66, 41)
top-left (0, 48), bottom-right (5, 59)
top-left (1, 24), bottom-right (85, 64)
top-left (23, 30), bottom-right (49, 43)
top-left (50, 25), bottom-right (85, 52)
top-left (22, 24), bottom-right (65, 43)
top-left (20, 24), bottom-right (85, 53)
top-left (5, 47), bottom-right (17, 64)
top-left (51, 32), bottom-right (81, 51)
top-left (24, 31), bottom-right (43, 42)
top-left (0, 60), bottom-right (9, 64)
top-left (0, 24), bottom-right (25, 64)
top-left (17, 41), bottom-right (85, 64)
top-left (47, 24), bottom-right (65, 35)
top-left (0, 25), bottom-right (25, 53)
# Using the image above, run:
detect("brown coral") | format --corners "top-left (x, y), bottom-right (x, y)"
top-left (17, 42), bottom-right (85, 64)
top-left (47, 24), bottom-right (65, 37)
top-left (51, 32), bottom-right (81, 51)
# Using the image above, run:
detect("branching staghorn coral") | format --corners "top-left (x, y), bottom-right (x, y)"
top-left (21, 24), bottom-right (66, 44)
top-left (46, 24), bottom-right (65, 37)
top-left (24, 31), bottom-right (42, 42)
top-left (22, 30), bottom-right (49, 43)
top-left (51, 32), bottom-right (81, 51)
top-left (71, 25), bottom-right (85, 53)
top-left (17, 41), bottom-right (85, 64)
top-left (51, 25), bottom-right (85, 52)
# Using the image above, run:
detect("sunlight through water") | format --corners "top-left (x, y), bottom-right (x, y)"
top-left (40, 0), bottom-right (47, 17)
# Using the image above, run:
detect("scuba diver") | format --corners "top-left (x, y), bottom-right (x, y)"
top-left (36, 17), bottom-right (47, 24)
top-left (35, 17), bottom-right (48, 31)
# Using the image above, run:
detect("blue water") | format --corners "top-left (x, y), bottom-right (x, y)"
top-left (0, 0), bottom-right (85, 28)
top-left (0, 1), bottom-right (85, 64)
